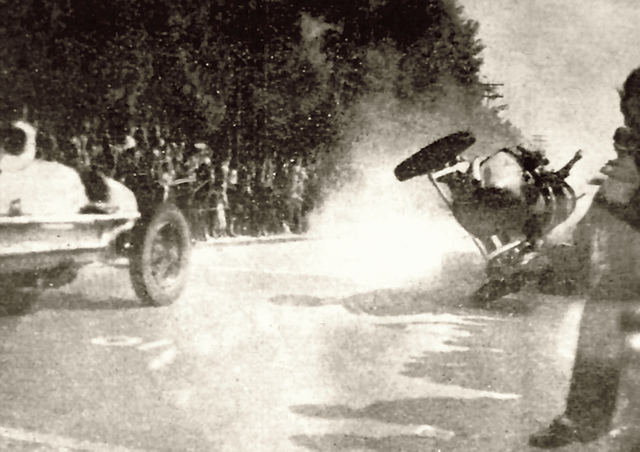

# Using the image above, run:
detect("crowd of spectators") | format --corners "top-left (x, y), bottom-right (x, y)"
top-left (36, 123), bottom-right (321, 241)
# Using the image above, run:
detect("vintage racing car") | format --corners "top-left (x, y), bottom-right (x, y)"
top-left (395, 131), bottom-right (583, 304)
top-left (0, 120), bottom-right (191, 313)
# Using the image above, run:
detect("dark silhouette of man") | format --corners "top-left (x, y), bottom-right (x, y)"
top-left (529, 66), bottom-right (640, 449)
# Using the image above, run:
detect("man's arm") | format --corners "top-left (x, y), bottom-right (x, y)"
top-left (596, 154), bottom-right (640, 230)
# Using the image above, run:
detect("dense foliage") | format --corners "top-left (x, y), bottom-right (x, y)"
top-left (0, 0), bottom-right (510, 185)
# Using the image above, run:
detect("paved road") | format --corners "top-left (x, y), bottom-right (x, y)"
top-left (0, 229), bottom-right (635, 451)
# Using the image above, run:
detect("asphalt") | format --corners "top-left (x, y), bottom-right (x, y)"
top-left (3, 230), bottom-right (639, 451)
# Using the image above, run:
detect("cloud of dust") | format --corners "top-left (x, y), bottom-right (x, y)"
top-left (307, 87), bottom-right (517, 287)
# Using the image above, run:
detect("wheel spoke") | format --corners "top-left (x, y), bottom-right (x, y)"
top-left (167, 245), bottom-right (180, 263)
top-left (150, 247), bottom-right (167, 268)
top-left (152, 259), bottom-right (172, 283)
top-left (130, 204), bottom-right (191, 307)
top-left (148, 226), bottom-right (183, 286)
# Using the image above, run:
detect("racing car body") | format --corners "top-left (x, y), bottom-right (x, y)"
top-left (395, 131), bottom-right (582, 303)
top-left (0, 121), bottom-right (191, 313)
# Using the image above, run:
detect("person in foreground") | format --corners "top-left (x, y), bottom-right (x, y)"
top-left (529, 67), bottom-right (640, 449)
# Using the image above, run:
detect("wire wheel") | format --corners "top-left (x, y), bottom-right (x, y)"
top-left (130, 203), bottom-right (191, 307)
top-left (149, 223), bottom-right (183, 288)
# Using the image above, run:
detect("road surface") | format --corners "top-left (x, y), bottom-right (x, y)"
top-left (0, 229), bottom-right (635, 451)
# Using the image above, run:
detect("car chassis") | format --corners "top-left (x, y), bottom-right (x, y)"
top-left (0, 121), bottom-right (191, 313)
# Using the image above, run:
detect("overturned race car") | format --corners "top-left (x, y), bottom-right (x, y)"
top-left (395, 131), bottom-right (583, 305)
top-left (0, 120), bottom-right (191, 314)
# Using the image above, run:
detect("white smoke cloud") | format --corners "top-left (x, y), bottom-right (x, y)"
top-left (307, 89), bottom-right (514, 288)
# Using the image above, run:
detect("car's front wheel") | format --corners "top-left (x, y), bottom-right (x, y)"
top-left (129, 203), bottom-right (191, 307)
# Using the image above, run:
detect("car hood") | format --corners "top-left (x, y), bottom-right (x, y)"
top-left (0, 160), bottom-right (137, 217)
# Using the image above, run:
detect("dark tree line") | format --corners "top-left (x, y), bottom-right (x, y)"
top-left (1, 0), bottom-right (497, 195)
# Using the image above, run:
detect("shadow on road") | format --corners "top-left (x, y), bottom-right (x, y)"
top-left (268, 286), bottom-right (473, 316)
top-left (269, 282), bottom-right (541, 318)
top-left (291, 433), bottom-right (436, 452)
top-left (31, 291), bottom-right (142, 312)
top-left (269, 294), bottom-right (328, 307)
top-left (290, 397), bottom-right (521, 451)
top-left (269, 250), bottom-right (543, 317)
top-left (339, 285), bottom-right (475, 317)
top-left (291, 397), bottom-right (505, 424)
top-left (0, 292), bottom-right (139, 318)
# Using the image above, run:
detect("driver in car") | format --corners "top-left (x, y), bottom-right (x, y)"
top-left (0, 119), bottom-right (136, 217)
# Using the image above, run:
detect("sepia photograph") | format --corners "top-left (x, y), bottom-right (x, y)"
top-left (1, 0), bottom-right (640, 450)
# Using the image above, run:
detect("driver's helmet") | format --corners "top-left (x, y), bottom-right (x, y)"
top-left (0, 120), bottom-right (37, 173)
top-left (1, 123), bottom-right (26, 156)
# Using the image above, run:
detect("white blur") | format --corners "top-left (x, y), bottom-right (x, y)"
top-left (307, 93), bottom-right (493, 290)
top-left (301, 1), bottom-right (640, 290)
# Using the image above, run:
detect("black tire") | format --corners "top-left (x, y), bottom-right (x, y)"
top-left (394, 131), bottom-right (476, 182)
top-left (129, 203), bottom-right (191, 307)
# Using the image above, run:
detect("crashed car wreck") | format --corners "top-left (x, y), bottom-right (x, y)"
top-left (395, 131), bottom-right (583, 304)
top-left (0, 120), bottom-right (191, 313)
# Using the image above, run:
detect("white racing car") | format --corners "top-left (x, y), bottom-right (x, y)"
top-left (0, 120), bottom-right (191, 314)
